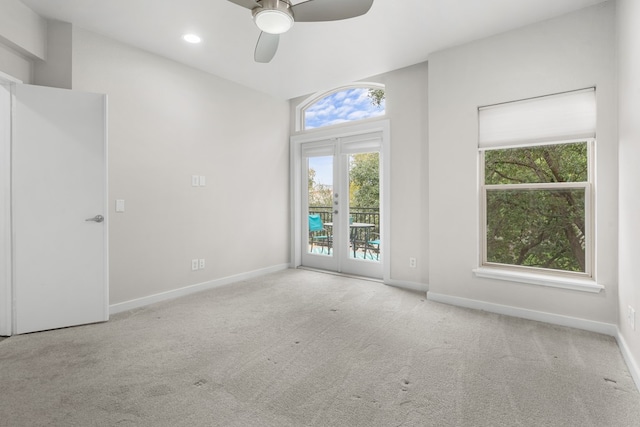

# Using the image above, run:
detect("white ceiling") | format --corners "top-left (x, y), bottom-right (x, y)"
top-left (21, 0), bottom-right (608, 100)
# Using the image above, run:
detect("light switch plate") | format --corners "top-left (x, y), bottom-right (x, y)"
top-left (192, 175), bottom-right (200, 187)
top-left (199, 175), bottom-right (206, 186)
top-left (115, 199), bottom-right (125, 212)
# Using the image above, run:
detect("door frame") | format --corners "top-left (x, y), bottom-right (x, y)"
top-left (0, 79), bottom-right (109, 335)
top-left (290, 119), bottom-right (390, 282)
top-left (0, 72), bottom-right (21, 336)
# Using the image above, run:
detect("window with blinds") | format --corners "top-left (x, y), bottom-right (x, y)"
top-left (478, 89), bottom-right (595, 276)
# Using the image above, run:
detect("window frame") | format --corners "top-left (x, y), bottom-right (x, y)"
top-left (478, 139), bottom-right (596, 280)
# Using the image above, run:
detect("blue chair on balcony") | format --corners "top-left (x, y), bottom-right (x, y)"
top-left (365, 233), bottom-right (380, 260)
top-left (309, 214), bottom-right (332, 254)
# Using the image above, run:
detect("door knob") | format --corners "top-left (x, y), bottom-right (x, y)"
top-left (85, 215), bottom-right (104, 223)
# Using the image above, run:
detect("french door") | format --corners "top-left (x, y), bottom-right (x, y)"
top-left (298, 129), bottom-right (385, 279)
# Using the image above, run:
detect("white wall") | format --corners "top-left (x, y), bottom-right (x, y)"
top-left (0, 43), bottom-right (31, 83)
top-left (0, 0), bottom-right (45, 59)
top-left (34, 20), bottom-right (72, 89)
top-left (0, 0), bottom-right (46, 83)
top-left (428, 3), bottom-right (617, 324)
top-left (0, 1), bottom-right (291, 308)
top-left (617, 0), bottom-right (640, 378)
top-left (69, 29), bottom-right (290, 305)
top-left (289, 62), bottom-right (429, 287)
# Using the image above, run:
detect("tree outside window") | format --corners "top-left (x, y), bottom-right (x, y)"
top-left (482, 142), bottom-right (591, 274)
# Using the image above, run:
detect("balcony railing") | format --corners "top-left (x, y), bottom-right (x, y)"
top-left (308, 206), bottom-right (380, 234)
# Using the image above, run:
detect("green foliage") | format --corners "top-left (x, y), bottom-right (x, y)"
top-left (485, 143), bottom-right (587, 184)
top-left (367, 89), bottom-right (385, 107)
top-left (308, 167), bottom-right (333, 207)
top-left (349, 153), bottom-right (379, 208)
top-left (485, 143), bottom-right (588, 273)
top-left (487, 189), bottom-right (585, 271)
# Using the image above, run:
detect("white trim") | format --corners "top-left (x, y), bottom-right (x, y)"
top-left (479, 137), bottom-right (593, 152)
top-left (472, 267), bottom-right (604, 293)
top-left (381, 121), bottom-right (391, 284)
top-left (426, 292), bottom-right (617, 336)
top-left (109, 264), bottom-right (289, 315)
top-left (290, 139), bottom-right (302, 268)
top-left (0, 71), bottom-right (22, 84)
top-left (426, 292), bottom-right (640, 393)
top-left (102, 95), bottom-right (110, 321)
top-left (290, 120), bottom-right (391, 282)
top-left (385, 279), bottom-right (428, 293)
top-left (0, 82), bottom-right (12, 336)
top-left (484, 182), bottom-right (588, 191)
top-left (479, 140), bottom-right (595, 278)
top-left (616, 329), bottom-right (640, 392)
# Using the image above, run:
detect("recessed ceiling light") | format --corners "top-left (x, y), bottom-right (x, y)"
top-left (183, 34), bottom-right (201, 44)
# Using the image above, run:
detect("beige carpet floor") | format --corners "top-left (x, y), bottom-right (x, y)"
top-left (0, 268), bottom-right (639, 426)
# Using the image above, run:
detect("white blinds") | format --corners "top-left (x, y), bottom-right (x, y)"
top-left (301, 140), bottom-right (335, 157)
top-left (340, 131), bottom-right (382, 154)
top-left (478, 88), bottom-right (596, 149)
top-left (301, 131), bottom-right (382, 157)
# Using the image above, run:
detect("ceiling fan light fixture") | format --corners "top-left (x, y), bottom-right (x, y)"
top-left (252, 0), bottom-right (293, 34)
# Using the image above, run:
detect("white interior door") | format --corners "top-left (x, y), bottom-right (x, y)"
top-left (12, 83), bottom-right (108, 334)
top-left (301, 132), bottom-right (384, 279)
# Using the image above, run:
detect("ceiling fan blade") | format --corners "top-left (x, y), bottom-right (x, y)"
top-left (255, 32), bottom-right (280, 63)
top-left (291, 0), bottom-right (374, 22)
top-left (227, 0), bottom-right (259, 10)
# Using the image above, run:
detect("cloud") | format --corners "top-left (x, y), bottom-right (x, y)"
top-left (304, 87), bottom-right (385, 129)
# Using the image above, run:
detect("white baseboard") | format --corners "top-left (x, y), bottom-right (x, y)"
top-left (427, 292), bottom-right (639, 393)
top-left (616, 329), bottom-right (640, 392)
top-left (110, 264), bottom-right (289, 315)
top-left (385, 279), bottom-right (428, 293)
top-left (426, 292), bottom-right (618, 336)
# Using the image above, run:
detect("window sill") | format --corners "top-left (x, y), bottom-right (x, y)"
top-left (472, 267), bottom-right (604, 293)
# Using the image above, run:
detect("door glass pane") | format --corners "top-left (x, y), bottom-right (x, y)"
top-left (348, 152), bottom-right (380, 261)
top-left (307, 156), bottom-right (333, 256)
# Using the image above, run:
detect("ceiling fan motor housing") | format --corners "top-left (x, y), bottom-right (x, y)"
top-left (252, 0), bottom-right (294, 34)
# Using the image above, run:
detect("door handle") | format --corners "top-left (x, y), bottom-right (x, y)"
top-left (85, 215), bottom-right (104, 223)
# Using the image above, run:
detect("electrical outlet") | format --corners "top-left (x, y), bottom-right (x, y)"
top-left (199, 259), bottom-right (205, 269)
top-left (409, 257), bottom-right (417, 268)
top-left (629, 306), bottom-right (636, 331)
top-left (191, 259), bottom-right (199, 271)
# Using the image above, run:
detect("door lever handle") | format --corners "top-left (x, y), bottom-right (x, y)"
top-left (85, 215), bottom-right (104, 223)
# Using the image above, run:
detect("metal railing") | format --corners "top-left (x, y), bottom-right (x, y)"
top-left (309, 206), bottom-right (380, 234)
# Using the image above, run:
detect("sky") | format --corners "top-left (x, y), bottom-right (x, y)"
top-left (309, 156), bottom-right (333, 186)
top-left (304, 87), bottom-right (385, 130)
top-left (306, 87), bottom-right (385, 185)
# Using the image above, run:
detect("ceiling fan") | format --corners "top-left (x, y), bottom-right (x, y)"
top-left (228, 0), bottom-right (374, 63)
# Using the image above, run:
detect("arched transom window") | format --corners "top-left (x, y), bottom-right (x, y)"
top-left (300, 84), bottom-right (385, 131)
